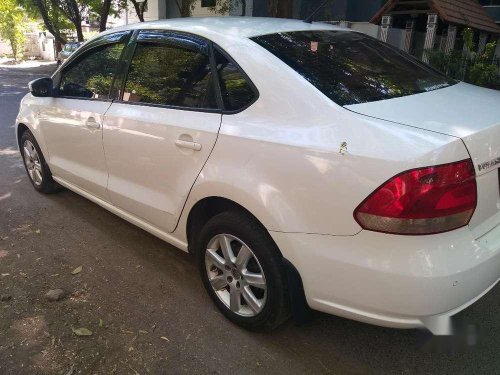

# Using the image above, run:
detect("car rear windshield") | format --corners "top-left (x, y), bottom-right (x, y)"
top-left (251, 31), bottom-right (456, 106)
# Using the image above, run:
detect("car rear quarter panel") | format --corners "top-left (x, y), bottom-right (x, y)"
top-left (185, 40), bottom-right (470, 235)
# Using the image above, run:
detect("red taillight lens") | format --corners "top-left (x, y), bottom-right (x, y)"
top-left (354, 159), bottom-right (477, 235)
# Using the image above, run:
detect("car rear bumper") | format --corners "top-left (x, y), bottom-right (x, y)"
top-left (270, 224), bottom-right (500, 334)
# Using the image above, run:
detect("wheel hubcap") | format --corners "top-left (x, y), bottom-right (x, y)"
top-left (23, 140), bottom-right (43, 186)
top-left (205, 234), bottom-right (267, 317)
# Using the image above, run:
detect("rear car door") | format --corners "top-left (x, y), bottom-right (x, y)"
top-left (39, 32), bottom-right (130, 200)
top-left (102, 30), bottom-right (222, 232)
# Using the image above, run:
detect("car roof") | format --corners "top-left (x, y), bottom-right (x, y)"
top-left (98, 17), bottom-right (345, 44)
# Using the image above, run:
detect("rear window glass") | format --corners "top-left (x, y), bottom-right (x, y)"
top-left (214, 48), bottom-right (256, 112)
top-left (251, 31), bottom-right (456, 106)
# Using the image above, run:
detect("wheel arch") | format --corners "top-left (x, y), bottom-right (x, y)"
top-left (185, 195), bottom-right (310, 322)
top-left (16, 122), bottom-right (51, 166)
top-left (16, 123), bottom-right (30, 149)
top-left (186, 196), bottom-right (277, 256)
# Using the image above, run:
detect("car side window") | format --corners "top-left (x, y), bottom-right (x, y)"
top-left (213, 48), bottom-right (255, 112)
top-left (123, 34), bottom-right (217, 109)
top-left (58, 43), bottom-right (125, 99)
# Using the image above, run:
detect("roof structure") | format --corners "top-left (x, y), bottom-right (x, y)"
top-left (371, 0), bottom-right (500, 34)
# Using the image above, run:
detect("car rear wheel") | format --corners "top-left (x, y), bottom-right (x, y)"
top-left (20, 130), bottom-right (61, 194)
top-left (196, 210), bottom-right (290, 330)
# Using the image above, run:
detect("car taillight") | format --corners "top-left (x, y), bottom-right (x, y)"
top-left (354, 159), bottom-right (477, 235)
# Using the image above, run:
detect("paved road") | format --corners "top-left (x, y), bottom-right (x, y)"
top-left (0, 65), bottom-right (499, 375)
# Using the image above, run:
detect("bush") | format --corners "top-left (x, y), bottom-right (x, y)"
top-left (426, 28), bottom-right (500, 90)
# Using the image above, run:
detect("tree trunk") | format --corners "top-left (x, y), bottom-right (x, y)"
top-left (276, 0), bottom-right (293, 18)
top-left (75, 22), bottom-right (84, 41)
top-left (10, 38), bottom-right (18, 62)
top-left (131, 0), bottom-right (146, 22)
top-left (241, 0), bottom-right (246, 16)
top-left (34, 0), bottom-right (67, 45)
top-left (99, 0), bottom-right (112, 32)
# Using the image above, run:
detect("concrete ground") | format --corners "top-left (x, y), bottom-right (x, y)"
top-left (1, 64), bottom-right (500, 375)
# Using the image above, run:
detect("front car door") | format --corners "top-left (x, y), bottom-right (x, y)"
top-left (39, 32), bottom-right (130, 200)
top-left (103, 30), bottom-right (222, 232)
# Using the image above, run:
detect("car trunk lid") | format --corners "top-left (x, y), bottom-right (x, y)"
top-left (345, 82), bottom-right (500, 236)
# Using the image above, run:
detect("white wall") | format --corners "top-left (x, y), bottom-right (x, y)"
top-left (0, 40), bottom-right (12, 56)
top-left (349, 22), bottom-right (380, 38)
top-left (0, 26), bottom-right (55, 60)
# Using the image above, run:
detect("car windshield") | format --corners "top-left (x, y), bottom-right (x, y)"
top-left (251, 30), bottom-right (456, 106)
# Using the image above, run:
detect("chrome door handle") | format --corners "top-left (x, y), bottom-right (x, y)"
top-left (175, 139), bottom-right (202, 151)
top-left (85, 117), bottom-right (101, 130)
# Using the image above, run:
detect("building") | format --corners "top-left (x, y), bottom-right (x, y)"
top-left (480, 0), bottom-right (500, 24)
top-left (370, 0), bottom-right (500, 62)
top-left (113, 0), bottom-right (500, 60)
top-left (125, 0), bottom-right (385, 23)
top-left (0, 21), bottom-right (56, 61)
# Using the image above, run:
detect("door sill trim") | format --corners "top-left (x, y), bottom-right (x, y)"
top-left (52, 176), bottom-right (188, 252)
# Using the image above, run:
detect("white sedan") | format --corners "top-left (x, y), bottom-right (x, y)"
top-left (16, 18), bottom-right (500, 334)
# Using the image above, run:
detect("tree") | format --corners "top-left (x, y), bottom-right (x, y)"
top-left (209, 0), bottom-right (246, 16)
top-left (18, 0), bottom-right (71, 46)
top-left (0, 0), bottom-right (28, 61)
top-left (209, 0), bottom-right (294, 17)
top-left (174, 0), bottom-right (196, 17)
top-left (130, 0), bottom-right (148, 21)
top-left (98, 0), bottom-right (113, 31)
top-left (50, 0), bottom-right (86, 41)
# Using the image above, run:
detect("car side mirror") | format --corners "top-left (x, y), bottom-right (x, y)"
top-left (28, 77), bottom-right (53, 97)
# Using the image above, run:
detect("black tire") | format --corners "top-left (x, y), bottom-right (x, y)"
top-left (20, 130), bottom-right (61, 194)
top-left (196, 210), bottom-right (290, 331)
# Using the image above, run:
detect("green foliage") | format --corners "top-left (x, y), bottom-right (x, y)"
top-left (462, 27), bottom-right (475, 52)
top-left (208, 0), bottom-right (242, 14)
top-left (60, 43), bottom-right (124, 98)
top-left (467, 41), bottom-right (499, 88)
top-left (124, 43), bottom-right (207, 104)
top-left (426, 28), bottom-right (499, 90)
top-left (0, 0), bottom-right (28, 61)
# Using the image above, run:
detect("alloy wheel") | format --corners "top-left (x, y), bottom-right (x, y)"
top-left (23, 140), bottom-right (43, 186)
top-left (205, 234), bottom-right (267, 317)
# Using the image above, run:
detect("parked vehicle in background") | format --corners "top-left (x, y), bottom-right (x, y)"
top-left (16, 18), bottom-right (500, 335)
top-left (57, 42), bottom-right (83, 65)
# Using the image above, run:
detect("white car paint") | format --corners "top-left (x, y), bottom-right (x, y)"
top-left (38, 98), bottom-right (112, 201)
top-left (103, 103), bottom-right (221, 233)
top-left (15, 18), bottom-right (500, 334)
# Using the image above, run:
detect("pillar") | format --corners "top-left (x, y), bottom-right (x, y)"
top-left (338, 20), bottom-right (350, 29)
top-left (423, 14), bottom-right (438, 63)
top-left (379, 15), bottom-right (393, 43)
top-left (444, 25), bottom-right (457, 53)
top-left (402, 20), bottom-right (415, 53)
top-left (478, 32), bottom-right (488, 54)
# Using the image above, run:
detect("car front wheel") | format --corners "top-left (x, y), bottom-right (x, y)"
top-left (20, 130), bottom-right (60, 194)
top-left (196, 210), bottom-right (290, 331)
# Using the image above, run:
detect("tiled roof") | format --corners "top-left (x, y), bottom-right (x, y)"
top-left (371, 0), bottom-right (500, 34)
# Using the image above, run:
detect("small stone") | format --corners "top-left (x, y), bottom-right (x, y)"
top-left (45, 289), bottom-right (65, 302)
top-left (1, 295), bottom-right (12, 302)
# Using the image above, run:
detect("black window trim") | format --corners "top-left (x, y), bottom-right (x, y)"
top-left (52, 31), bottom-right (133, 103)
top-left (114, 29), bottom-right (222, 114)
top-left (112, 29), bottom-right (259, 115)
top-left (212, 42), bottom-right (260, 115)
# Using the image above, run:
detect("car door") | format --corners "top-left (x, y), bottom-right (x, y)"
top-left (102, 30), bottom-right (222, 233)
top-left (39, 32), bottom-right (130, 201)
